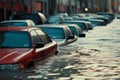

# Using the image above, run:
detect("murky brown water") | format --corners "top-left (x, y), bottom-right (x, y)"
top-left (0, 19), bottom-right (120, 80)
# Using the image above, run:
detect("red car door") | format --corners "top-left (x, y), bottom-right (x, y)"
top-left (29, 29), bottom-right (45, 61)
top-left (35, 29), bottom-right (57, 58)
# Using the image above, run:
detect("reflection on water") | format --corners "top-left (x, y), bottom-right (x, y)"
top-left (0, 19), bottom-right (120, 80)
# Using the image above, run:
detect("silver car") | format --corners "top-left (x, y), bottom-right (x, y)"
top-left (36, 24), bottom-right (77, 46)
top-left (63, 24), bottom-right (86, 37)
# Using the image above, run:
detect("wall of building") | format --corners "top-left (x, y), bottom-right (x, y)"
top-left (0, 0), bottom-right (120, 21)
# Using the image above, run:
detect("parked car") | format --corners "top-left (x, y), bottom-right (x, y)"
top-left (63, 17), bottom-right (73, 21)
top-left (56, 13), bottom-right (68, 18)
top-left (47, 15), bottom-right (64, 24)
top-left (36, 24), bottom-right (77, 46)
top-left (88, 19), bottom-right (105, 26)
top-left (0, 27), bottom-right (58, 71)
top-left (61, 21), bottom-right (88, 32)
top-left (13, 12), bottom-right (47, 25)
top-left (96, 12), bottom-right (115, 23)
top-left (62, 24), bottom-right (86, 37)
top-left (81, 21), bottom-right (94, 30)
top-left (0, 20), bottom-right (35, 27)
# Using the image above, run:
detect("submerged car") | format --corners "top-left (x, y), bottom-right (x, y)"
top-left (13, 12), bottom-right (47, 25)
top-left (88, 19), bottom-right (105, 26)
top-left (63, 24), bottom-right (86, 37)
top-left (0, 27), bottom-right (58, 71)
top-left (47, 15), bottom-right (64, 24)
top-left (61, 21), bottom-right (88, 32)
top-left (36, 24), bottom-right (77, 46)
top-left (0, 20), bottom-right (35, 27)
top-left (85, 21), bottom-right (94, 30)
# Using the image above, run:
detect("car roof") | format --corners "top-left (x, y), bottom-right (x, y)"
top-left (0, 27), bottom-right (39, 32)
top-left (62, 23), bottom-right (77, 26)
top-left (0, 20), bottom-right (33, 23)
top-left (36, 24), bottom-right (68, 28)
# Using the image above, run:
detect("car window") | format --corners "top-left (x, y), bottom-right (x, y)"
top-left (0, 31), bottom-right (31, 48)
top-left (35, 29), bottom-right (52, 44)
top-left (69, 26), bottom-right (77, 35)
top-left (30, 30), bottom-right (42, 44)
top-left (42, 27), bottom-right (65, 39)
top-left (0, 22), bottom-right (27, 27)
top-left (77, 23), bottom-right (85, 30)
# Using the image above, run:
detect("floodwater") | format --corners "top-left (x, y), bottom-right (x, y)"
top-left (0, 19), bottom-right (120, 80)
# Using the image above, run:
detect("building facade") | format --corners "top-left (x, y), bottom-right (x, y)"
top-left (0, 0), bottom-right (120, 21)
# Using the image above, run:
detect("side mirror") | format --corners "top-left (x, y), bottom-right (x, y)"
top-left (88, 27), bottom-right (93, 30)
top-left (79, 34), bottom-right (86, 37)
top-left (67, 35), bottom-right (75, 39)
top-left (34, 42), bottom-right (44, 48)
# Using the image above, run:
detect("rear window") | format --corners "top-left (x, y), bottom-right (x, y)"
top-left (0, 31), bottom-right (31, 48)
top-left (90, 21), bottom-right (104, 26)
top-left (0, 22), bottom-right (27, 27)
top-left (41, 27), bottom-right (65, 39)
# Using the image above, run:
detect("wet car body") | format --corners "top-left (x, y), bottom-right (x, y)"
top-left (73, 17), bottom-right (105, 26)
top-left (36, 24), bottom-right (77, 46)
top-left (13, 12), bottom-right (47, 25)
top-left (63, 17), bottom-right (73, 21)
top-left (83, 21), bottom-right (94, 30)
top-left (0, 27), bottom-right (58, 71)
top-left (88, 19), bottom-right (105, 26)
top-left (62, 24), bottom-right (86, 37)
top-left (0, 20), bottom-right (35, 27)
top-left (47, 15), bottom-right (64, 24)
top-left (96, 12), bottom-right (115, 23)
top-left (61, 21), bottom-right (88, 32)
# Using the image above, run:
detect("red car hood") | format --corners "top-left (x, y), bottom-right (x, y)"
top-left (0, 48), bottom-right (33, 64)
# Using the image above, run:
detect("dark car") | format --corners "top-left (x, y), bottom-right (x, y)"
top-left (0, 27), bottom-right (58, 71)
top-left (13, 12), bottom-right (46, 25)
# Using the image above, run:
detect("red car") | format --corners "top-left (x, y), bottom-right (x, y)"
top-left (0, 27), bottom-right (58, 71)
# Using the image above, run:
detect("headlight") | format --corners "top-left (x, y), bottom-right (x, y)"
top-left (0, 63), bottom-right (25, 71)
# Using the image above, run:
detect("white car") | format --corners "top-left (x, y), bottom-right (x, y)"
top-left (0, 20), bottom-right (35, 27)
top-left (36, 24), bottom-right (77, 46)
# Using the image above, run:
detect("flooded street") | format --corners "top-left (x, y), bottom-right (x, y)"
top-left (0, 19), bottom-right (120, 80)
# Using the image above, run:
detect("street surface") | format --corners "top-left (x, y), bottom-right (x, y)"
top-left (0, 19), bottom-right (120, 80)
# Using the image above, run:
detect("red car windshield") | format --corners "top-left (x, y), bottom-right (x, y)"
top-left (0, 31), bottom-right (31, 48)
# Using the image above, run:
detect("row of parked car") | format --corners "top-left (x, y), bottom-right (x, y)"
top-left (0, 12), bottom-right (115, 71)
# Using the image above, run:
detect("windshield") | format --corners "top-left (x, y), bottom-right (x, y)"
top-left (48, 17), bottom-right (61, 23)
top-left (0, 31), bottom-right (31, 48)
top-left (42, 27), bottom-right (65, 39)
top-left (0, 22), bottom-right (27, 27)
